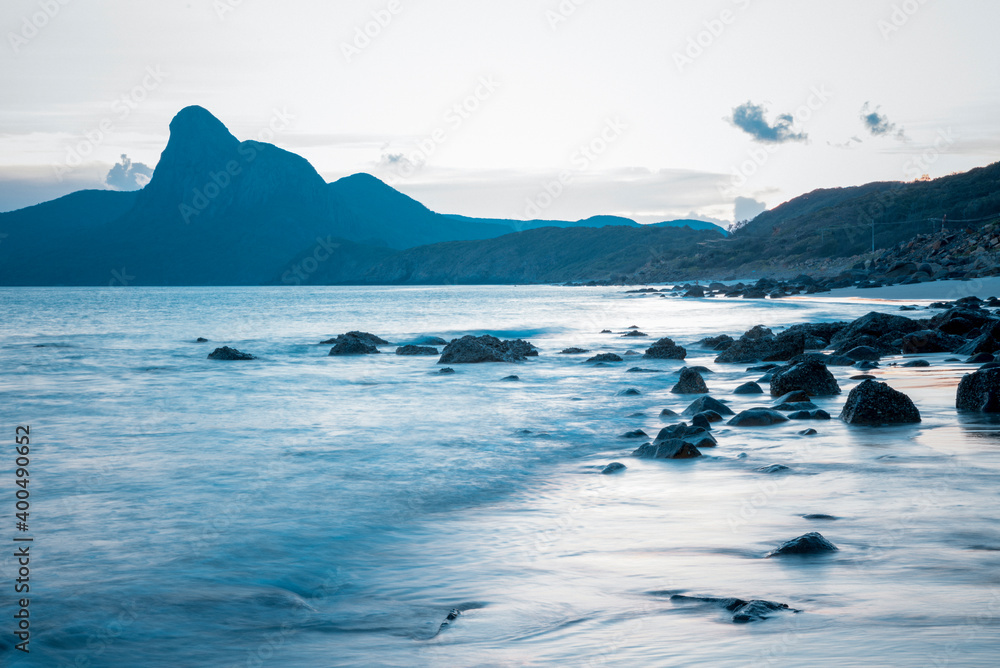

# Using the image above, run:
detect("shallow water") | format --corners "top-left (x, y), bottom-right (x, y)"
top-left (1, 286), bottom-right (999, 667)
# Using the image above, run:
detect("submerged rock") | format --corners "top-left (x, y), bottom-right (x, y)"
top-left (769, 360), bottom-right (841, 397)
top-left (632, 439), bottom-right (702, 459)
top-left (766, 532), bottom-right (838, 557)
top-left (671, 368), bottom-right (709, 394)
top-left (659, 408), bottom-right (680, 418)
top-left (715, 326), bottom-right (805, 364)
top-left (438, 335), bottom-right (537, 364)
top-left (788, 409), bottom-right (831, 420)
top-left (682, 396), bottom-right (734, 416)
top-left (618, 388), bottom-right (642, 396)
top-left (621, 429), bottom-right (649, 439)
top-left (413, 336), bottom-right (448, 347)
top-left (601, 462), bottom-right (627, 474)
top-left (322, 331), bottom-right (389, 346)
top-left (668, 594), bottom-right (797, 624)
top-left (798, 428), bottom-right (819, 435)
top-left (396, 345), bottom-right (438, 356)
top-left (956, 367), bottom-right (1000, 411)
top-left (329, 335), bottom-right (380, 356)
top-left (901, 359), bottom-right (930, 367)
top-left (734, 381), bottom-right (764, 395)
top-left (208, 346), bottom-right (256, 361)
top-left (500, 375), bottom-right (520, 382)
top-left (560, 347), bottom-right (590, 354)
top-left (841, 379), bottom-right (921, 424)
top-left (966, 352), bottom-right (996, 364)
top-left (845, 345), bottom-right (881, 361)
top-left (644, 337), bottom-right (688, 360)
top-left (728, 408), bottom-right (789, 427)
top-left (195, 337), bottom-right (209, 343)
top-left (757, 464), bottom-right (790, 473)
top-left (587, 353), bottom-right (624, 363)
top-left (439, 367), bottom-right (456, 374)
top-left (802, 514), bottom-right (838, 521)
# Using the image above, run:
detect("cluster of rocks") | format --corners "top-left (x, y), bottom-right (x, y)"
top-left (438, 335), bottom-right (538, 364)
top-left (324, 331), bottom-right (389, 356)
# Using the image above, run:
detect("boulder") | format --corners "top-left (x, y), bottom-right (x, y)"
top-left (734, 382), bottom-right (764, 395)
top-left (788, 409), bottom-right (831, 420)
top-left (683, 286), bottom-right (706, 298)
top-left (769, 361), bottom-right (841, 397)
top-left (655, 422), bottom-right (717, 448)
top-left (621, 429), bottom-right (649, 439)
top-left (845, 346), bottom-right (881, 361)
top-left (618, 388), bottom-right (642, 396)
top-left (956, 367), bottom-right (1000, 411)
top-left (715, 326), bottom-right (805, 364)
top-left (931, 307), bottom-right (995, 335)
top-left (690, 414), bottom-right (712, 430)
top-left (774, 401), bottom-right (819, 412)
top-left (668, 595), bottom-right (796, 624)
top-left (322, 331), bottom-right (389, 346)
top-left (195, 337), bottom-right (208, 343)
top-left (693, 410), bottom-right (723, 423)
top-left (627, 367), bottom-right (662, 373)
top-left (622, 330), bottom-right (648, 337)
top-left (644, 337), bottom-right (688, 360)
top-left (956, 321), bottom-right (1000, 356)
top-left (840, 379), bottom-right (921, 424)
top-left (766, 532), bottom-right (838, 557)
top-left (698, 334), bottom-right (735, 351)
top-left (439, 367), bottom-right (455, 374)
top-left (659, 408), bottom-right (681, 418)
top-left (601, 462), bottom-right (627, 474)
top-left (671, 368), bottom-right (708, 394)
top-left (901, 360), bottom-right (930, 367)
top-left (414, 336), bottom-right (448, 346)
top-left (500, 375), bottom-right (520, 382)
top-left (830, 312), bottom-right (922, 349)
top-left (683, 396), bottom-right (735, 416)
top-left (395, 345), bottom-right (438, 356)
top-left (208, 346), bottom-right (256, 361)
top-left (632, 439), bottom-right (702, 459)
top-left (757, 464), bottom-right (790, 473)
top-left (439, 335), bottom-right (537, 364)
top-left (772, 390), bottom-right (811, 404)
top-left (901, 330), bottom-right (965, 354)
top-left (788, 352), bottom-right (855, 367)
top-left (798, 428), bottom-right (819, 435)
top-left (587, 353), bottom-right (624, 363)
top-left (560, 347), bottom-right (590, 354)
top-left (966, 353), bottom-right (995, 364)
top-left (728, 408), bottom-right (790, 426)
top-left (329, 334), bottom-right (381, 356)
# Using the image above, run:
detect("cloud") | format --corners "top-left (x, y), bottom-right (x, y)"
top-left (828, 136), bottom-right (864, 150)
top-left (105, 154), bottom-right (154, 191)
top-left (860, 103), bottom-right (907, 141)
top-left (734, 196), bottom-right (767, 223)
top-left (729, 102), bottom-right (808, 144)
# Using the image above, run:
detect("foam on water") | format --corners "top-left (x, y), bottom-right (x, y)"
top-left (1, 286), bottom-right (999, 667)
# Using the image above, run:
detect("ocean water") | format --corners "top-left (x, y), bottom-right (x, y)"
top-left (1, 285), bottom-right (999, 667)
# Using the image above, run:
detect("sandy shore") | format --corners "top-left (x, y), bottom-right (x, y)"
top-left (790, 277), bottom-right (1000, 303)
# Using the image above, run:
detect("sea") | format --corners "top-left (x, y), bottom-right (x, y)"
top-left (1, 285), bottom-right (998, 667)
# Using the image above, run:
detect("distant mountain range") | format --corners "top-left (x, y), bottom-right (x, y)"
top-left (0, 106), bottom-right (726, 286)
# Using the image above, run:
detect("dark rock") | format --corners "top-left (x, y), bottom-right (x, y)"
top-left (618, 388), bottom-right (642, 396)
top-left (500, 375), bottom-right (520, 382)
top-left (734, 382), bottom-right (764, 395)
top-left (439, 335), bottom-right (536, 364)
top-left (766, 532), bottom-right (838, 557)
top-left (788, 409), bottom-right (831, 420)
top-left (600, 329), bottom-right (612, 334)
top-left (679, 365), bottom-right (714, 375)
top-left (798, 428), bottom-right (819, 435)
top-left (845, 346), bottom-right (881, 361)
top-left (773, 390), bottom-right (811, 404)
top-left (322, 331), bottom-right (389, 346)
top-left (644, 337), bottom-right (688, 360)
top-left (698, 334), bottom-right (736, 351)
top-left (655, 423), bottom-right (717, 449)
top-left (802, 514), bottom-right (838, 520)
top-left (715, 326), bottom-right (805, 364)
top-left (587, 353), bottom-right (624, 363)
top-left (747, 363), bottom-right (780, 372)
top-left (966, 353), bottom-right (995, 364)
top-left (789, 352), bottom-right (856, 367)
top-left (195, 337), bottom-right (208, 343)
top-left (757, 464), bottom-right (790, 473)
top-left (956, 321), bottom-right (1000, 356)
top-left (413, 336), bottom-right (448, 346)
top-left (396, 345), bottom-right (438, 356)
top-left (667, 595), bottom-right (796, 624)
top-left (932, 307), bottom-right (995, 335)
top-left (622, 429), bottom-right (648, 439)
top-left (208, 346), bottom-right (256, 361)
top-left (632, 439), bottom-right (702, 459)
top-left (774, 401), bottom-right (818, 412)
top-left (659, 408), bottom-right (680, 418)
top-left (601, 462), bottom-right (627, 474)
top-left (329, 334), bottom-right (380, 356)
top-left (854, 360), bottom-right (880, 370)
top-left (690, 414), bottom-right (712, 430)
top-left (683, 396), bottom-right (735, 416)
top-left (622, 330), bottom-right (648, 337)
top-left (627, 367), bottom-right (662, 373)
top-left (830, 312), bottom-right (922, 349)
top-left (439, 367), bottom-right (455, 374)
top-left (728, 408), bottom-right (790, 426)
top-left (901, 360), bottom-right (930, 367)
top-left (560, 347), bottom-right (590, 354)
top-left (901, 329), bottom-right (965, 354)
top-left (769, 361), bottom-right (841, 397)
top-left (840, 379), bottom-right (921, 424)
top-left (694, 410), bottom-right (723, 423)
top-left (671, 368), bottom-right (708, 394)
top-left (683, 286), bottom-right (706, 298)
top-left (851, 374), bottom-right (876, 380)
top-left (956, 367), bottom-right (1000, 411)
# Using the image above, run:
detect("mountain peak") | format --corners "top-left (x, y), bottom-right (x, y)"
top-left (166, 105), bottom-right (240, 154)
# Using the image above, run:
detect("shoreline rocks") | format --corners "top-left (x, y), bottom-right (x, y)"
top-left (438, 335), bottom-right (537, 364)
top-left (840, 379), bottom-right (921, 424)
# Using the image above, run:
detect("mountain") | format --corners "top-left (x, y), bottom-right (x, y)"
top-left (0, 105), bottom-right (724, 285)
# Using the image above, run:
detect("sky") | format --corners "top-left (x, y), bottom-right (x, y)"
top-left (1, 0), bottom-right (998, 225)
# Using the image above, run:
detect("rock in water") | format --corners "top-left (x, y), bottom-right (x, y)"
top-left (769, 360), bottom-right (841, 397)
top-left (414, 336), bottom-right (448, 346)
top-left (195, 337), bottom-right (208, 343)
top-left (728, 408), bottom-right (790, 426)
top-left (840, 379), bottom-right (920, 424)
top-left (601, 462), bottom-right (627, 474)
top-left (757, 464), bottom-right (790, 473)
top-left (208, 346), bottom-right (256, 360)
top-left (788, 409), bottom-right (831, 420)
top-left (734, 382), bottom-right (764, 395)
top-left (621, 429), bottom-right (648, 439)
top-left (438, 335), bottom-right (537, 364)
top-left (560, 347), bottom-right (590, 354)
top-left (329, 335), bottom-right (380, 356)
top-left (714, 325), bottom-right (805, 364)
top-left (845, 346), bottom-right (881, 361)
top-left (668, 595), bottom-right (796, 624)
top-left (644, 337), bottom-right (688, 360)
top-left (632, 439), bottom-right (702, 459)
top-left (682, 396), bottom-right (734, 416)
top-left (322, 331), bottom-right (388, 346)
top-left (766, 532), bottom-right (838, 557)
top-left (956, 367), bottom-right (1000, 411)
top-left (587, 353), bottom-right (624, 363)
top-left (395, 345), bottom-right (438, 356)
top-left (439, 367), bottom-right (456, 374)
top-left (671, 368), bottom-right (708, 394)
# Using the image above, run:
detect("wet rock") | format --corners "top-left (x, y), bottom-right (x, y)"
top-left (690, 414), bottom-right (712, 430)
top-left (600, 329), bottom-right (612, 334)
top-left (668, 595), bottom-right (797, 624)
top-left (766, 532), bottom-right (838, 557)
top-left (788, 409), bottom-right (831, 420)
top-left (618, 388), bottom-right (642, 396)
top-left (414, 336), bottom-right (448, 346)
top-left (587, 353), bottom-right (624, 363)
top-left (627, 367), bottom-right (662, 373)
top-left (644, 337), bottom-right (688, 360)
top-left (560, 347), bottom-right (590, 354)
top-left (396, 345), bottom-right (438, 356)
top-left (632, 439), bottom-right (702, 459)
top-left (769, 360), bottom-right (841, 397)
top-left (208, 346), bottom-right (256, 361)
top-left (439, 367), bottom-right (455, 374)
top-left (329, 334), bottom-right (380, 356)
top-left (694, 410), bottom-right (723, 423)
top-left (789, 352), bottom-right (856, 367)
top-left (659, 408), bottom-right (681, 418)
top-left (601, 462), bottom-right (627, 474)
top-left (798, 428), bottom-right (819, 435)
top-left (840, 379), bottom-right (921, 424)
top-left (830, 312), bottom-right (922, 349)
top-left (734, 381), bottom-right (764, 395)
top-left (747, 363), bottom-right (780, 372)
top-left (655, 423), bottom-right (717, 448)
top-left (851, 374), bottom-right (877, 380)
top-left (671, 368), bottom-right (709, 394)
top-left (698, 334), bottom-right (736, 351)
top-left (439, 335), bottom-right (537, 364)
top-left (773, 390), bottom-right (811, 404)
top-left (845, 346), bottom-right (881, 362)
top-left (956, 321), bottom-right (1000, 356)
top-left (195, 337), bottom-right (208, 343)
top-left (901, 360), bottom-right (930, 367)
top-left (774, 401), bottom-right (819, 412)
top-left (802, 513), bottom-right (838, 520)
top-left (322, 331), bottom-right (389, 346)
top-left (728, 408), bottom-right (790, 426)
top-left (683, 396), bottom-right (735, 416)
top-left (622, 429), bottom-right (648, 439)
top-left (956, 367), bottom-right (1000, 411)
top-left (854, 360), bottom-right (880, 370)
top-left (500, 375), bottom-right (520, 382)
top-left (622, 330), bottom-right (648, 337)
top-left (966, 353), bottom-right (995, 364)
top-left (757, 464), bottom-right (790, 473)
top-left (683, 285), bottom-right (706, 298)
top-left (679, 365), bottom-right (714, 375)
top-left (715, 326), bottom-right (805, 364)
top-left (901, 330), bottom-right (965, 354)
top-left (932, 307), bottom-right (995, 335)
